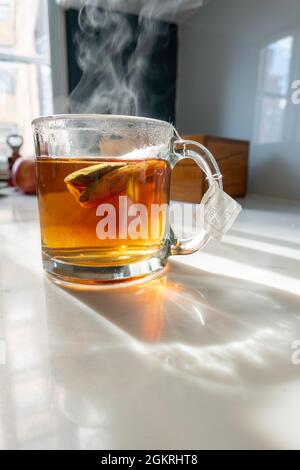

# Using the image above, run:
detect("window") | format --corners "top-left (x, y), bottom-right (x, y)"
top-left (0, 62), bottom-right (15, 94)
top-left (0, 1), bottom-right (10, 22)
top-left (254, 35), bottom-right (294, 144)
top-left (0, 0), bottom-right (53, 159)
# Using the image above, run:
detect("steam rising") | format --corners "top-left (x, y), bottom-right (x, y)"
top-left (70, 6), bottom-right (137, 114)
top-left (68, 0), bottom-right (209, 117)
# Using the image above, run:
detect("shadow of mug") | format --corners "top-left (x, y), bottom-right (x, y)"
top-left (46, 259), bottom-right (300, 390)
top-left (41, 259), bottom-right (300, 448)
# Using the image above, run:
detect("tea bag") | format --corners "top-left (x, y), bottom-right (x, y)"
top-left (65, 162), bottom-right (126, 207)
top-left (78, 162), bottom-right (155, 208)
top-left (65, 162), bottom-right (126, 187)
top-left (65, 145), bottom-right (168, 208)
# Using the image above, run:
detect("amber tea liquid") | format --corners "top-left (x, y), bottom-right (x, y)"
top-left (36, 157), bottom-right (171, 267)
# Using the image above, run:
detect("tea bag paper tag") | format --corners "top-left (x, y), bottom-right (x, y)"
top-left (202, 182), bottom-right (242, 241)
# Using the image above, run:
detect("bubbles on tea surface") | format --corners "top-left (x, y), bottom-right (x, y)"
top-left (117, 144), bottom-right (170, 161)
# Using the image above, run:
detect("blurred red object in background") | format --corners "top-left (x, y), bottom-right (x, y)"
top-left (12, 157), bottom-right (36, 195)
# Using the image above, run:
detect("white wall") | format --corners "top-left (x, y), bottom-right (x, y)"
top-left (177, 0), bottom-right (300, 200)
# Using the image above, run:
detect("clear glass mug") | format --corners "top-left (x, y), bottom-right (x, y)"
top-left (32, 115), bottom-right (222, 286)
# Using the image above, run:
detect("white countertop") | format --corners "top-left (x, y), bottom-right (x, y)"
top-left (0, 189), bottom-right (300, 450)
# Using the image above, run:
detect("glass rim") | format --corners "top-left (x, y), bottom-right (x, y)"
top-left (32, 114), bottom-right (174, 130)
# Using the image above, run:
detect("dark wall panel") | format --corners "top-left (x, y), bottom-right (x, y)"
top-left (65, 8), bottom-right (178, 124)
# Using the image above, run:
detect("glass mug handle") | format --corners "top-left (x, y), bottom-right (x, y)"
top-left (169, 139), bottom-right (223, 255)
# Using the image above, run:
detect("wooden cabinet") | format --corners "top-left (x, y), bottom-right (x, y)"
top-left (170, 135), bottom-right (249, 203)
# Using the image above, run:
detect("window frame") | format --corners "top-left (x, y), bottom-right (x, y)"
top-left (0, 0), bottom-right (69, 112)
top-left (0, 0), bottom-right (69, 160)
top-left (47, 0), bottom-right (69, 114)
